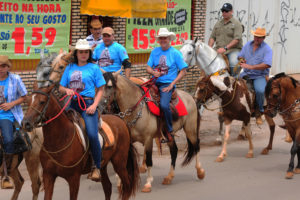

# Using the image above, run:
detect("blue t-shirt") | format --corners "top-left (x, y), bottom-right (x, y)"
top-left (60, 63), bottom-right (106, 98)
top-left (0, 77), bottom-right (15, 122)
top-left (238, 41), bottom-right (272, 79)
top-left (147, 46), bottom-right (188, 84)
top-left (92, 42), bottom-right (129, 73)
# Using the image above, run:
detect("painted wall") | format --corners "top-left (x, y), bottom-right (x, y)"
top-left (205, 0), bottom-right (300, 75)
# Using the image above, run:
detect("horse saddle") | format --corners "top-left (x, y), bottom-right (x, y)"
top-left (141, 84), bottom-right (188, 118)
top-left (67, 109), bottom-right (115, 151)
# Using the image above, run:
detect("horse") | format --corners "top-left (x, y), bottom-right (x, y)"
top-left (36, 52), bottom-right (58, 88)
top-left (194, 74), bottom-right (278, 161)
top-left (180, 38), bottom-right (282, 156)
top-left (21, 83), bottom-right (140, 200)
top-left (265, 72), bottom-right (300, 179)
top-left (101, 72), bottom-right (205, 192)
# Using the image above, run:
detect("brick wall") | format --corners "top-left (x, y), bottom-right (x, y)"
top-left (18, 0), bottom-right (207, 94)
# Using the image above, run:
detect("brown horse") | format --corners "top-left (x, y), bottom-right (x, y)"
top-left (265, 72), bottom-right (300, 179)
top-left (21, 84), bottom-right (139, 200)
top-left (194, 74), bottom-right (277, 161)
top-left (102, 72), bottom-right (205, 192)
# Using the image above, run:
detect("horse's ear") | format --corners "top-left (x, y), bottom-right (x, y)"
top-left (112, 69), bottom-right (121, 77)
top-left (193, 37), bottom-right (198, 44)
top-left (40, 50), bottom-right (45, 59)
top-left (46, 83), bottom-right (55, 93)
top-left (180, 37), bottom-right (185, 44)
top-left (59, 48), bottom-right (64, 55)
top-left (33, 81), bottom-right (38, 90)
top-left (65, 51), bottom-right (73, 62)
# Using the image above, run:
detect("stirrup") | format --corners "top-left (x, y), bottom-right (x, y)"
top-left (160, 132), bottom-right (174, 143)
top-left (90, 168), bottom-right (101, 182)
top-left (1, 177), bottom-right (14, 189)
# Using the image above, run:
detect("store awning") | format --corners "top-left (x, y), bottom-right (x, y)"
top-left (80, 0), bottom-right (167, 18)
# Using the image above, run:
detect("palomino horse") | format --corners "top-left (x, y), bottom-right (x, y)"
top-left (194, 75), bottom-right (277, 161)
top-left (102, 72), bottom-right (205, 192)
top-left (180, 39), bottom-right (282, 156)
top-left (265, 72), bottom-right (300, 179)
top-left (22, 84), bottom-right (139, 200)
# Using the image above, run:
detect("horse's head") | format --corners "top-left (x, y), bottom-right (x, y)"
top-left (194, 74), bottom-right (214, 108)
top-left (36, 52), bottom-right (58, 88)
top-left (265, 72), bottom-right (298, 118)
top-left (22, 82), bottom-right (55, 131)
top-left (48, 49), bottom-right (73, 86)
top-left (180, 38), bottom-right (198, 67)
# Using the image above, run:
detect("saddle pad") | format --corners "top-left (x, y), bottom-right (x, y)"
top-left (142, 87), bottom-right (188, 116)
top-left (74, 123), bottom-right (87, 151)
top-left (99, 121), bottom-right (115, 148)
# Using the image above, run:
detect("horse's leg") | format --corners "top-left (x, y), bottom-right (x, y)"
top-left (139, 151), bottom-right (147, 173)
top-left (261, 115), bottom-right (275, 155)
top-left (216, 112), bottom-right (224, 143)
top-left (66, 174), bottom-right (81, 200)
top-left (244, 123), bottom-right (254, 158)
top-left (141, 139), bottom-right (153, 193)
top-left (100, 165), bottom-right (112, 200)
top-left (162, 140), bottom-right (177, 185)
top-left (9, 168), bottom-right (24, 200)
top-left (295, 146), bottom-right (300, 174)
top-left (195, 152), bottom-right (205, 179)
top-left (216, 123), bottom-right (231, 162)
top-left (286, 141), bottom-right (297, 179)
top-left (24, 151), bottom-right (41, 200)
top-left (43, 172), bottom-right (56, 200)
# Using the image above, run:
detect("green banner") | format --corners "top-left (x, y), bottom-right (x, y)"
top-left (126, 0), bottom-right (191, 53)
top-left (0, 0), bottom-right (71, 59)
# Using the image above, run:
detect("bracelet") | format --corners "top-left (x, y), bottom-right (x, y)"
top-left (224, 46), bottom-right (228, 51)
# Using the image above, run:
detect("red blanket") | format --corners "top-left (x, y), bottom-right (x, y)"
top-left (142, 87), bottom-right (188, 116)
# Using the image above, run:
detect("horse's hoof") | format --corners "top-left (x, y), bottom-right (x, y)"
top-left (294, 168), bottom-right (300, 174)
top-left (260, 148), bottom-right (269, 155)
top-left (285, 172), bottom-right (294, 179)
top-left (139, 166), bottom-right (147, 174)
top-left (141, 186), bottom-right (151, 193)
top-left (246, 153), bottom-right (254, 158)
top-left (197, 168), bottom-right (205, 179)
top-left (237, 134), bottom-right (246, 140)
top-left (162, 177), bottom-right (172, 185)
top-left (285, 138), bottom-right (292, 143)
top-left (215, 157), bottom-right (224, 162)
top-left (117, 186), bottom-right (121, 194)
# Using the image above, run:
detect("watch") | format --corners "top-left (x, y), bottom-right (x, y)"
top-left (224, 46), bottom-right (228, 51)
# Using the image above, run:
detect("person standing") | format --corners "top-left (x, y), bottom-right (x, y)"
top-left (146, 28), bottom-right (187, 143)
top-left (0, 55), bottom-right (27, 188)
top-left (238, 27), bottom-right (272, 125)
top-left (59, 39), bottom-right (106, 181)
top-left (208, 3), bottom-right (243, 77)
top-left (92, 27), bottom-right (131, 78)
top-left (86, 18), bottom-right (103, 48)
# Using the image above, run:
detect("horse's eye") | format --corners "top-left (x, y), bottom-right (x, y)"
top-left (272, 94), bottom-right (278, 99)
top-left (43, 72), bottom-right (49, 77)
top-left (188, 51), bottom-right (192, 55)
top-left (40, 101), bottom-right (46, 106)
top-left (59, 65), bottom-right (64, 70)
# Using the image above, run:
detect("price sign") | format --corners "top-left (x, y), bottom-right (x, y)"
top-left (0, 0), bottom-right (71, 59)
top-left (126, 0), bottom-right (191, 53)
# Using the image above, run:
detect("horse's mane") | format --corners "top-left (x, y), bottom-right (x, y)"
top-left (265, 72), bottom-right (298, 97)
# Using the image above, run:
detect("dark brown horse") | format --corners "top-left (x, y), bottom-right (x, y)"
top-left (21, 84), bottom-right (139, 200)
top-left (194, 75), bottom-right (277, 161)
top-left (265, 72), bottom-right (300, 179)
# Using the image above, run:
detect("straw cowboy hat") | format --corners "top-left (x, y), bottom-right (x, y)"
top-left (69, 39), bottom-right (91, 51)
top-left (251, 27), bottom-right (269, 37)
top-left (155, 28), bottom-right (176, 41)
top-left (0, 55), bottom-right (12, 68)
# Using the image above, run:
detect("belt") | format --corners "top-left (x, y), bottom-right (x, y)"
top-left (82, 97), bottom-right (94, 100)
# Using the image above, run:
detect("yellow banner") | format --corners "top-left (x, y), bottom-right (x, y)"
top-left (80, 0), bottom-right (167, 18)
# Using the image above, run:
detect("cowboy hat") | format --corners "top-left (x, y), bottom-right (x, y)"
top-left (251, 27), bottom-right (269, 37)
top-left (155, 28), bottom-right (176, 41)
top-left (0, 55), bottom-right (12, 68)
top-left (74, 39), bottom-right (91, 50)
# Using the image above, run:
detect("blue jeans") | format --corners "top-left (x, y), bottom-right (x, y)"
top-left (0, 119), bottom-right (14, 154)
top-left (157, 83), bottom-right (174, 133)
top-left (69, 99), bottom-right (101, 169)
top-left (253, 77), bottom-right (267, 113)
top-left (226, 50), bottom-right (240, 77)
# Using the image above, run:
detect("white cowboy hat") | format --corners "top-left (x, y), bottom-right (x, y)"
top-left (155, 28), bottom-right (176, 41)
top-left (74, 39), bottom-right (91, 50)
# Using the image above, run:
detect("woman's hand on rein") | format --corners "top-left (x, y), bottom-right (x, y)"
top-left (65, 88), bottom-right (75, 96)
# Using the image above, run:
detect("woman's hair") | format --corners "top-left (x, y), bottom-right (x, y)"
top-left (72, 49), bottom-right (93, 64)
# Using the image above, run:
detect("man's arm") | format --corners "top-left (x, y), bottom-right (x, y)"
top-left (122, 59), bottom-right (131, 78)
top-left (240, 62), bottom-right (270, 70)
top-left (208, 38), bottom-right (215, 47)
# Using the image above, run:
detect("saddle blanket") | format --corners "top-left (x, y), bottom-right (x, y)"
top-left (142, 87), bottom-right (188, 116)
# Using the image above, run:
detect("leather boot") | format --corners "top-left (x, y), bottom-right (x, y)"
top-left (90, 168), bottom-right (101, 182)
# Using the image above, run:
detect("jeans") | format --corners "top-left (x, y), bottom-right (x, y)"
top-left (253, 77), bottom-right (267, 113)
top-left (226, 50), bottom-right (240, 77)
top-left (0, 119), bottom-right (14, 154)
top-left (157, 83), bottom-right (174, 133)
top-left (69, 99), bottom-right (101, 169)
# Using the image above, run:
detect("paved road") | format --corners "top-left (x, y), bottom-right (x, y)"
top-left (1, 106), bottom-right (299, 200)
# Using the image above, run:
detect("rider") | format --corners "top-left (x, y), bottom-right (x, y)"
top-left (86, 18), bottom-right (103, 48)
top-left (92, 27), bottom-right (131, 78)
top-left (59, 39), bottom-right (106, 182)
top-left (146, 28), bottom-right (188, 143)
top-left (0, 55), bottom-right (27, 188)
top-left (238, 27), bottom-right (272, 125)
top-left (208, 3), bottom-right (243, 77)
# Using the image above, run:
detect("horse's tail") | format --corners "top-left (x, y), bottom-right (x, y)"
top-left (182, 110), bottom-right (201, 166)
top-left (119, 142), bottom-right (140, 200)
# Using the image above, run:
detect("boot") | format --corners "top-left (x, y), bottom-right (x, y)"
top-left (256, 116), bottom-right (263, 125)
top-left (160, 131), bottom-right (174, 143)
top-left (90, 168), bottom-right (101, 182)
